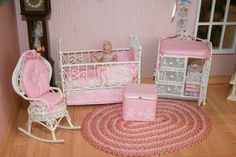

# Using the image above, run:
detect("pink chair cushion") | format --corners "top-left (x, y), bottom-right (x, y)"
top-left (21, 58), bottom-right (50, 98)
top-left (37, 92), bottom-right (64, 111)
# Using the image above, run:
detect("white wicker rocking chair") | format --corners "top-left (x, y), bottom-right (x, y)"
top-left (12, 50), bottom-right (80, 143)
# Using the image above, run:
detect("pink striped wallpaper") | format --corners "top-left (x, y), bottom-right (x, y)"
top-left (14, 0), bottom-right (236, 82)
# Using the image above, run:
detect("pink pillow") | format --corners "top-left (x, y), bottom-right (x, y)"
top-left (117, 49), bottom-right (135, 61)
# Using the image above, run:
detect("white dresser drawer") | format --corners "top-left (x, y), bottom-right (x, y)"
top-left (157, 84), bottom-right (183, 96)
top-left (160, 57), bottom-right (186, 69)
top-left (158, 70), bottom-right (185, 83)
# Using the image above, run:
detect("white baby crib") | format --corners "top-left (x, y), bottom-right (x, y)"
top-left (59, 36), bottom-right (142, 105)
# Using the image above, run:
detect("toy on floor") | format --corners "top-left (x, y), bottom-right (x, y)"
top-left (227, 67), bottom-right (236, 101)
top-left (12, 50), bottom-right (80, 143)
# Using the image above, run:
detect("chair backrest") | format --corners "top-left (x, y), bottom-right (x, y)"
top-left (12, 50), bottom-right (52, 98)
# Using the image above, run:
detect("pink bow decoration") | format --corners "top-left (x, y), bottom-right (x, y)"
top-left (24, 49), bottom-right (42, 63)
top-left (97, 67), bottom-right (108, 85)
top-left (128, 63), bottom-right (138, 83)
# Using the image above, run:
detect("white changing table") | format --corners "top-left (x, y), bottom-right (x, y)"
top-left (155, 36), bottom-right (212, 106)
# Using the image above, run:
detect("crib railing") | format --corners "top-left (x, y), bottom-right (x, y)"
top-left (59, 36), bottom-right (142, 63)
top-left (60, 48), bottom-right (131, 65)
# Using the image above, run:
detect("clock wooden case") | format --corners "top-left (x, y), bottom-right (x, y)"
top-left (20, 0), bottom-right (55, 85)
top-left (20, 0), bottom-right (51, 59)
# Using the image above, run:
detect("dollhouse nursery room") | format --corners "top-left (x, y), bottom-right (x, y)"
top-left (1, 0), bottom-right (236, 157)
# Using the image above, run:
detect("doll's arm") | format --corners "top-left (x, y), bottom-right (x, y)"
top-left (93, 52), bottom-right (103, 62)
top-left (112, 53), bottom-right (117, 62)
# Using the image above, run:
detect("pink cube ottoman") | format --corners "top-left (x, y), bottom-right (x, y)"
top-left (122, 83), bottom-right (157, 121)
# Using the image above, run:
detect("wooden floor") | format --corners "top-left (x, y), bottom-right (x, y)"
top-left (4, 84), bottom-right (236, 157)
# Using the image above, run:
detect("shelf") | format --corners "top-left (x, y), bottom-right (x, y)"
top-left (158, 94), bottom-right (198, 101)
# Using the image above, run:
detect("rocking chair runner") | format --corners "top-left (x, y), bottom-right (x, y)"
top-left (12, 50), bottom-right (80, 143)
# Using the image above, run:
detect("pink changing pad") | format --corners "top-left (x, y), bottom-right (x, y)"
top-left (160, 39), bottom-right (211, 58)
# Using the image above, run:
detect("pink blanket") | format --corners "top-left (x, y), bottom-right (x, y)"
top-left (63, 64), bottom-right (138, 88)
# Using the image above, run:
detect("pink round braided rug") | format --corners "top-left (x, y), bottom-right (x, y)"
top-left (81, 99), bottom-right (211, 157)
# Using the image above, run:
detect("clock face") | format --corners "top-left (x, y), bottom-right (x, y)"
top-left (24, 0), bottom-right (45, 11)
top-left (20, 0), bottom-right (50, 16)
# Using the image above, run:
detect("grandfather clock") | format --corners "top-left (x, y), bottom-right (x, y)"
top-left (20, 0), bottom-right (55, 85)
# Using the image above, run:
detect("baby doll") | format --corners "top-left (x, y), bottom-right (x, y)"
top-left (93, 40), bottom-right (117, 62)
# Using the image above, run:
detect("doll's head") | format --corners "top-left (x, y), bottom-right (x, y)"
top-left (103, 40), bottom-right (112, 54)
